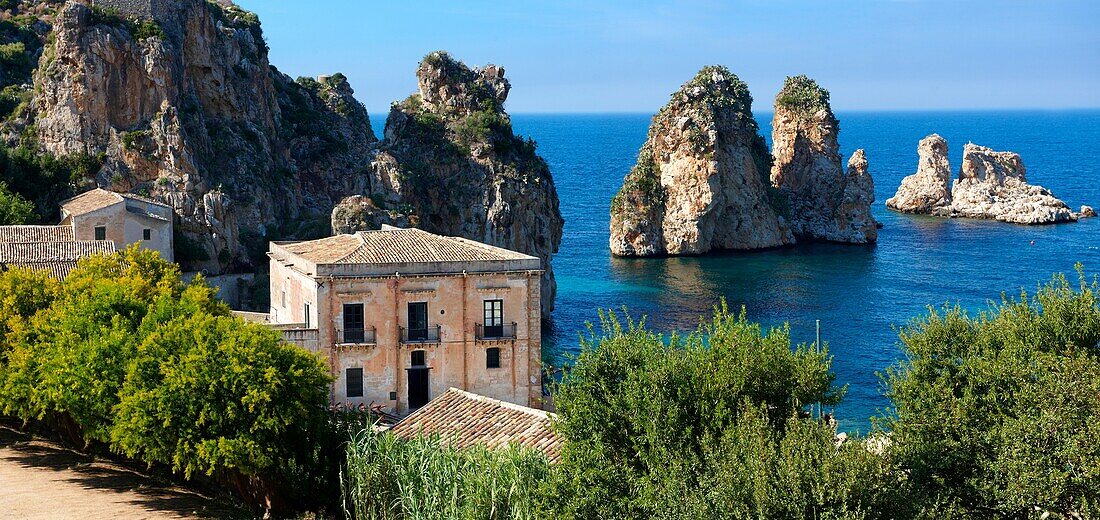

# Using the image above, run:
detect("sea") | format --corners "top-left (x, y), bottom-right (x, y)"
top-left (376, 111), bottom-right (1100, 431)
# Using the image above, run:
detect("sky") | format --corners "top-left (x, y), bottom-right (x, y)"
top-left (235, 0), bottom-right (1100, 114)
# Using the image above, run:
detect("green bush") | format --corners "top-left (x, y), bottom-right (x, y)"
top-left (343, 428), bottom-right (550, 520)
top-left (545, 303), bottom-right (897, 519)
top-left (0, 141), bottom-right (104, 222)
top-left (0, 247), bottom-right (334, 512)
top-left (0, 180), bottom-right (33, 224)
top-left (880, 268), bottom-right (1100, 518)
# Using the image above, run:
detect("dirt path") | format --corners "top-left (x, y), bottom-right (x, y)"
top-left (0, 426), bottom-right (249, 519)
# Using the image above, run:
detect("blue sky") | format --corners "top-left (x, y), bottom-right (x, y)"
top-left (236, 0), bottom-right (1099, 114)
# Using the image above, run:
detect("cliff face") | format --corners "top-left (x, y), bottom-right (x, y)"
top-left (885, 134), bottom-right (952, 215)
top-left (886, 136), bottom-right (1082, 224)
top-left (609, 66), bottom-right (793, 257)
top-left (331, 52), bottom-right (563, 314)
top-left (770, 76), bottom-right (877, 243)
top-left (19, 0), bottom-right (376, 270)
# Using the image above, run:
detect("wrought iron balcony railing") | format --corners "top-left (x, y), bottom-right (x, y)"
top-left (476, 322), bottom-right (517, 340)
top-left (338, 327), bottom-right (376, 345)
top-left (400, 325), bottom-right (441, 344)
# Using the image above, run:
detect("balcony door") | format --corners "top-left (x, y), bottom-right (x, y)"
top-left (343, 304), bottom-right (364, 343)
top-left (408, 302), bottom-right (428, 341)
top-left (407, 350), bottom-right (430, 409)
top-left (483, 299), bottom-right (503, 338)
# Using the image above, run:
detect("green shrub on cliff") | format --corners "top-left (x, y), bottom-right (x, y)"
top-left (0, 180), bottom-right (33, 224)
top-left (880, 268), bottom-right (1100, 518)
top-left (776, 75), bottom-right (833, 118)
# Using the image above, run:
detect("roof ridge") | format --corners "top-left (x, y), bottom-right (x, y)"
top-left (446, 388), bottom-right (555, 419)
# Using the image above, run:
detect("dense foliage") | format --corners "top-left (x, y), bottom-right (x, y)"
top-left (0, 247), bottom-right (333, 511)
top-left (880, 269), bottom-right (1100, 519)
top-left (343, 429), bottom-right (550, 520)
top-left (0, 179), bottom-right (32, 224)
top-left (545, 304), bottom-right (897, 519)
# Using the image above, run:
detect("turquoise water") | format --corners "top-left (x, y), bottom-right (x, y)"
top-left (373, 111), bottom-right (1100, 431)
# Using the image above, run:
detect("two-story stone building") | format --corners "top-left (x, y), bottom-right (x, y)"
top-left (267, 226), bottom-right (544, 414)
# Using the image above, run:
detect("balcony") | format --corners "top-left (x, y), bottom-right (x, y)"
top-left (400, 325), bottom-right (441, 344)
top-left (476, 322), bottom-right (517, 340)
top-left (338, 327), bottom-right (377, 346)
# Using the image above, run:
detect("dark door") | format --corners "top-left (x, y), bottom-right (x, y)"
top-left (483, 299), bottom-right (503, 338)
top-left (408, 302), bottom-right (428, 341)
top-left (407, 351), bottom-right (430, 409)
top-left (343, 304), bottom-right (364, 343)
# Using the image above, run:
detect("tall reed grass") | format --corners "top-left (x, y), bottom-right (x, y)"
top-left (342, 428), bottom-right (550, 520)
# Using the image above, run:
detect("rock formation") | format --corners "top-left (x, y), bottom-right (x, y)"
top-left (608, 66), bottom-right (794, 257)
top-left (951, 144), bottom-right (1076, 224)
top-left (331, 52), bottom-right (563, 313)
top-left (1081, 205), bottom-right (1097, 218)
top-left (6, 0), bottom-right (376, 271)
top-left (886, 135), bottom-right (1081, 224)
top-left (885, 134), bottom-right (952, 215)
top-left (770, 76), bottom-right (877, 243)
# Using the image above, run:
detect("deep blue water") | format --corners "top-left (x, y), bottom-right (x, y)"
top-left (375, 111), bottom-right (1100, 431)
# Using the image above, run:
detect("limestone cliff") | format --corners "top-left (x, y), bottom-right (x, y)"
top-left (331, 52), bottom-right (563, 314)
top-left (770, 76), bottom-right (877, 243)
top-left (886, 136), bottom-right (1081, 225)
top-left (951, 143), bottom-right (1076, 224)
top-left (609, 66), bottom-right (793, 257)
top-left (885, 134), bottom-right (952, 215)
top-left (4, 0), bottom-right (376, 271)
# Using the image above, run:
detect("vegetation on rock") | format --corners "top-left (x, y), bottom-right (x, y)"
top-left (776, 75), bottom-right (834, 120)
top-left (0, 179), bottom-right (32, 224)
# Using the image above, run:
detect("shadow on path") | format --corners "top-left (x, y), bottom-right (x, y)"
top-left (0, 425), bottom-right (251, 519)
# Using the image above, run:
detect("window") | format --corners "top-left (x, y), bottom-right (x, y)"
top-left (483, 299), bottom-right (503, 338)
top-left (407, 302), bottom-right (428, 341)
top-left (343, 303), bottom-right (365, 343)
top-left (281, 290), bottom-right (286, 308)
top-left (142, 228), bottom-right (151, 241)
top-left (486, 347), bottom-right (501, 369)
top-left (94, 226), bottom-right (106, 240)
top-left (411, 350), bottom-right (426, 367)
top-left (345, 368), bottom-right (363, 398)
top-left (303, 302), bottom-right (311, 328)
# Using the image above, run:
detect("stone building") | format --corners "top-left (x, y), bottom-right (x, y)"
top-left (59, 188), bottom-right (174, 262)
top-left (267, 225), bottom-right (544, 414)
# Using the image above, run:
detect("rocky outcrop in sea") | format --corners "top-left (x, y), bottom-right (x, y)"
top-left (331, 52), bottom-right (563, 313)
top-left (885, 134), bottom-right (952, 215)
top-left (609, 66), bottom-right (792, 256)
top-left (609, 71), bottom-right (877, 257)
top-left (769, 76), bottom-right (877, 244)
top-left (887, 135), bottom-right (1082, 224)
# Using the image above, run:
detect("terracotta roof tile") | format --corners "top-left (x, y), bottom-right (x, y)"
top-left (0, 225), bottom-right (74, 243)
top-left (59, 188), bottom-right (123, 216)
top-left (390, 388), bottom-right (562, 462)
top-left (0, 240), bottom-right (117, 278)
top-left (280, 227), bottom-right (536, 266)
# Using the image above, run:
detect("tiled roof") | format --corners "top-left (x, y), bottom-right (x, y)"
top-left (390, 388), bottom-right (562, 462)
top-left (60, 188), bottom-right (172, 217)
top-left (0, 240), bottom-right (117, 278)
top-left (279, 227), bottom-right (536, 265)
top-left (59, 188), bottom-right (123, 216)
top-left (0, 225), bottom-right (74, 243)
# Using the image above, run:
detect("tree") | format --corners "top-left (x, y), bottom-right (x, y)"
top-left (0, 180), bottom-right (33, 224)
top-left (881, 268), bottom-right (1100, 519)
top-left (546, 303), bottom-right (898, 519)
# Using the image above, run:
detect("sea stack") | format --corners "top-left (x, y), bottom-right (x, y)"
top-left (331, 51), bottom-right (563, 313)
top-left (608, 66), bottom-right (793, 257)
top-left (886, 136), bottom-right (1080, 224)
top-left (885, 134), bottom-right (952, 215)
top-left (770, 76), bottom-right (878, 243)
top-left (951, 144), bottom-right (1075, 224)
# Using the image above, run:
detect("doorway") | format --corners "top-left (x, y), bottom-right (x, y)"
top-left (407, 349), bottom-right (430, 409)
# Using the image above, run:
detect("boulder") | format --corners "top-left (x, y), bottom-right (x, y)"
top-left (950, 143), bottom-right (1076, 224)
